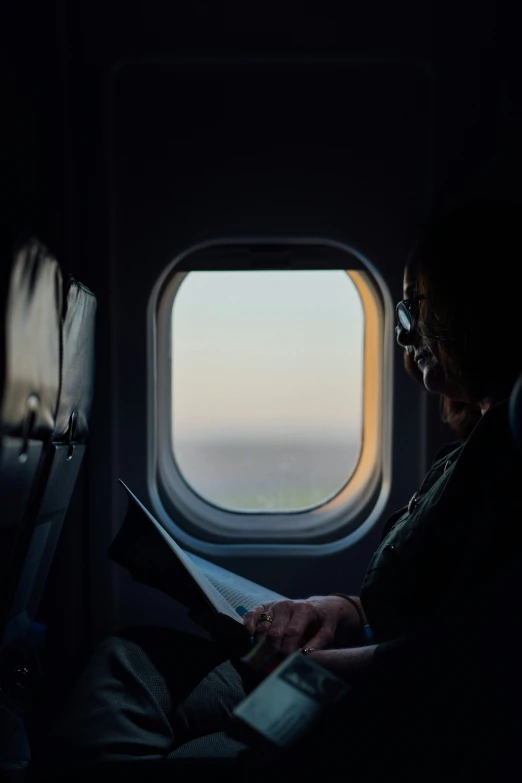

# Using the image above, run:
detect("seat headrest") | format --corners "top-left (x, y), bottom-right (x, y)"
top-left (509, 373), bottom-right (522, 452)
top-left (0, 239), bottom-right (62, 440)
top-left (54, 277), bottom-right (97, 442)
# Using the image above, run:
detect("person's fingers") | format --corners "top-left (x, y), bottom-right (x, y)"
top-left (299, 622), bottom-right (336, 652)
top-left (254, 602), bottom-right (292, 649)
top-left (261, 600), bottom-right (318, 653)
top-left (279, 602), bottom-right (318, 655)
top-left (243, 604), bottom-right (269, 635)
top-left (244, 600), bottom-right (332, 654)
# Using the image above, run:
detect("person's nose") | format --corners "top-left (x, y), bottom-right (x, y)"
top-left (396, 324), bottom-right (417, 352)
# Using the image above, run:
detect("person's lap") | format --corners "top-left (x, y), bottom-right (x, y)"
top-left (34, 623), bottom-right (508, 781)
top-left (36, 625), bottom-right (252, 771)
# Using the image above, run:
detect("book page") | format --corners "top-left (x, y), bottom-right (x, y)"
top-left (189, 553), bottom-right (287, 611)
top-left (117, 481), bottom-right (242, 625)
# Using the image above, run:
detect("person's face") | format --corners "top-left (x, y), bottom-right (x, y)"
top-left (398, 268), bottom-right (468, 402)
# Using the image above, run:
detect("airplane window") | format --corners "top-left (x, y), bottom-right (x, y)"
top-left (171, 271), bottom-right (364, 513)
top-left (152, 251), bottom-right (389, 545)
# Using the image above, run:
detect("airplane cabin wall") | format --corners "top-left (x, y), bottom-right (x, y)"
top-left (7, 1), bottom-right (522, 661)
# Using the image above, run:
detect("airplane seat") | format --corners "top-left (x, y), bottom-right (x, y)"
top-left (0, 238), bottom-right (62, 782)
top-left (0, 275), bottom-right (96, 696)
top-left (0, 238), bottom-right (62, 641)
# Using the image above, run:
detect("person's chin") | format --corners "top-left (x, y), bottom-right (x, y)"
top-left (421, 366), bottom-right (446, 395)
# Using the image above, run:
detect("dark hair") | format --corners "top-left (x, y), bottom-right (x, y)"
top-left (403, 348), bottom-right (481, 440)
top-left (407, 198), bottom-right (522, 405)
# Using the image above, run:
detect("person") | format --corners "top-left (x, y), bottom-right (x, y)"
top-left (400, 323), bottom-right (481, 443)
top-left (405, 351), bottom-right (481, 440)
top-left (33, 199), bottom-right (522, 781)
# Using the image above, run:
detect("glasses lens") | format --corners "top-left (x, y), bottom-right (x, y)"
top-left (397, 303), bottom-right (412, 332)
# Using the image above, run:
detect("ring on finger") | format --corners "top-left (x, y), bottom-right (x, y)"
top-left (258, 612), bottom-right (274, 623)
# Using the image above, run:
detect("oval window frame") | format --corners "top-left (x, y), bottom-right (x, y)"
top-left (148, 238), bottom-right (394, 550)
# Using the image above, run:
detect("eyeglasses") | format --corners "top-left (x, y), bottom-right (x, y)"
top-left (396, 295), bottom-right (426, 336)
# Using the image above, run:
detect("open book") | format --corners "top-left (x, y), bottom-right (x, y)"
top-left (109, 480), bottom-right (287, 646)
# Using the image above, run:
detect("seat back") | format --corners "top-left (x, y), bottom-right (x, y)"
top-left (1, 276), bottom-right (96, 650)
top-left (0, 239), bottom-right (62, 641)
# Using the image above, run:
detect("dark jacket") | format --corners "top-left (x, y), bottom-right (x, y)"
top-left (362, 398), bottom-right (522, 652)
top-left (289, 400), bottom-right (522, 780)
top-left (362, 398), bottom-right (522, 643)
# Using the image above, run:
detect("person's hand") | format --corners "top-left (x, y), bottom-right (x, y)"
top-left (242, 595), bottom-right (360, 656)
